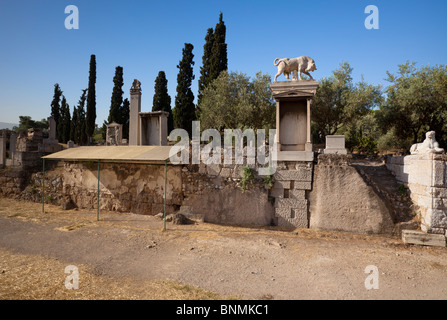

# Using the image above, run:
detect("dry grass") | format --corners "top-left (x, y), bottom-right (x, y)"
top-left (0, 247), bottom-right (224, 300)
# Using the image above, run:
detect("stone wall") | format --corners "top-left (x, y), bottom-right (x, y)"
top-left (0, 168), bottom-right (28, 197)
top-left (386, 154), bottom-right (447, 235)
top-left (181, 163), bottom-right (275, 226)
top-left (270, 161), bottom-right (313, 228)
top-left (0, 153), bottom-right (418, 235)
top-left (0, 162), bottom-right (63, 204)
top-left (308, 154), bottom-right (395, 235)
top-left (62, 162), bottom-right (183, 215)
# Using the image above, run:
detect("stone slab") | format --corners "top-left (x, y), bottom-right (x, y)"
top-left (274, 180), bottom-right (291, 189)
top-left (275, 198), bottom-right (307, 209)
top-left (324, 135), bottom-right (347, 155)
top-left (402, 230), bottom-right (446, 247)
top-left (276, 151), bottom-right (314, 162)
top-left (275, 207), bottom-right (308, 228)
top-left (293, 181), bottom-right (312, 190)
top-left (274, 169), bottom-right (312, 182)
top-left (275, 207), bottom-right (292, 219)
top-left (289, 189), bottom-right (306, 200)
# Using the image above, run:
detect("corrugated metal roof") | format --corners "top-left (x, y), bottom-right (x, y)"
top-left (42, 146), bottom-right (175, 163)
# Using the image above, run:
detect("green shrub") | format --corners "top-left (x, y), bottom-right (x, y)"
top-left (240, 166), bottom-right (255, 193)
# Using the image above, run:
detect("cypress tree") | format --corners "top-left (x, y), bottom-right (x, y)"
top-left (108, 66), bottom-right (124, 124)
top-left (78, 89), bottom-right (88, 145)
top-left (209, 13), bottom-right (228, 81)
top-left (121, 98), bottom-right (130, 140)
top-left (173, 43), bottom-right (195, 135)
top-left (71, 89), bottom-right (87, 144)
top-left (197, 28), bottom-right (215, 109)
top-left (70, 106), bottom-right (77, 142)
top-left (63, 99), bottom-right (71, 143)
top-left (50, 83), bottom-right (62, 134)
top-left (58, 96), bottom-right (71, 143)
top-left (152, 71), bottom-right (173, 133)
top-left (86, 54), bottom-right (96, 143)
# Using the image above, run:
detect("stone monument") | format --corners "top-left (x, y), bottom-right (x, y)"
top-left (42, 116), bottom-right (63, 153)
top-left (129, 79), bottom-right (169, 146)
top-left (139, 111), bottom-right (169, 146)
top-left (410, 131), bottom-right (444, 155)
top-left (129, 79), bottom-right (142, 146)
top-left (324, 135), bottom-right (347, 155)
top-left (274, 56), bottom-right (317, 82)
top-left (269, 56), bottom-right (319, 227)
top-left (106, 122), bottom-right (123, 146)
top-left (270, 58), bottom-right (319, 161)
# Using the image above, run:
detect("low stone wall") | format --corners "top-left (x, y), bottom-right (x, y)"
top-left (0, 168), bottom-right (28, 197)
top-left (181, 163), bottom-right (275, 226)
top-left (386, 154), bottom-right (447, 235)
top-left (308, 154), bottom-right (395, 235)
top-left (62, 162), bottom-right (183, 215)
top-left (0, 163), bottom-right (63, 205)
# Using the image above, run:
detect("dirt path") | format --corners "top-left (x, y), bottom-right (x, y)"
top-left (0, 198), bottom-right (446, 300)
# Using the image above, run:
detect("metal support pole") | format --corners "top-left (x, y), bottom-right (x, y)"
top-left (163, 160), bottom-right (167, 231)
top-left (42, 158), bottom-right (45, 213)
top-left (97, 160), bottom-right (100, 221)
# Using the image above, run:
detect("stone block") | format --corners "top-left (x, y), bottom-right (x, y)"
top-left (198, 163), bottom-right (207, 175)
top-left (324, 135), bottom-right (347, 155)
top-left (220, 167), bottom-right (232, 178)
top-left (291, 208), bottom-right (308, 227)
top-left (402, 230), bottom-right (446, 247)
top-left (293, 181), bottom-right (312, 190)
top-left (427, 209), bottom-right (447, 229)
top-left (276, 208), bottom-right (308, 228)
top-left (433, 160), bottom-right (445, 187)
top-left (275, 198), bottom-right (307, 209)
top-left (232, 165), bottom-right (243, 179)
top-left (274, 180), bottom-right (291, 189)
top-left (274, 169), bottom-right (312, 182)
top-left (289, 189), bottom-right (306, 200)
top-left (206, 164), bottom-right (221, 177)
top-left (275, 207), bottom-right (291, 219)
top-left (270, 187), bottom-right (284, 198)
top-left (178, 205), bottom-right (204, 223)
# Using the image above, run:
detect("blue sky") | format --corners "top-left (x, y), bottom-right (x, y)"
top-left (0, 0), bottom-right (446, 125)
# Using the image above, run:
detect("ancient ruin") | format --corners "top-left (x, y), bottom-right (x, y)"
top-left (0, 58), bottom-right (445, 247)
top-left (129, 79), bottom-right (169, 146)
top-left (106, 122), bottom-right (123, 146)
top-left (387, 132), bottom-right (447, 236)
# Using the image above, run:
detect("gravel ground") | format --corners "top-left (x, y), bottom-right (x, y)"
top-left (0, 198), bottom-right (446, 300)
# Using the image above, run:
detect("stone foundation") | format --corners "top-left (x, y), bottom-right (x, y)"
top-left (270, 161), bottom-right (313, 228)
